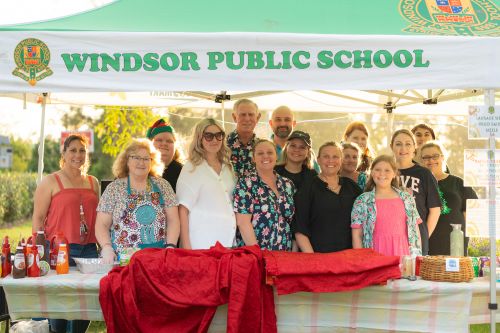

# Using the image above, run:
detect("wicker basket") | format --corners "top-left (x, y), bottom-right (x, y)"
top-left (420, 256), bottom-right (474, 283)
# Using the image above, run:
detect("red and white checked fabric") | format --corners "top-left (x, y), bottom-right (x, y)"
top-left (1, 270), bottom-right (498, 332)
top-left (1, 268), bottom-right (103, 321)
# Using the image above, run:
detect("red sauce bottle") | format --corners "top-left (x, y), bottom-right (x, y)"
top-left (1, 236), bottom-right (12, 277)
top-left (27, 238), bottom-right (40, 278)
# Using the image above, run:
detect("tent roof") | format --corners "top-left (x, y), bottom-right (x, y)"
top-left (1, 0), bottom-right (498, 36)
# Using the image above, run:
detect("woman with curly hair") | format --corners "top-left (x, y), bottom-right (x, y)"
top-left (95, 139), bottom-right (180, 264)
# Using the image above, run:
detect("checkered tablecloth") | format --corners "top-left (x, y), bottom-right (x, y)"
top-left (1, 270), bottom-right (498, 332)
top-left (0, 268), bottom-right (103, 321)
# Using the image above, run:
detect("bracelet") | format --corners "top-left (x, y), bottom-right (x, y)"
top-left (165, 243), bottom-right (176, 249)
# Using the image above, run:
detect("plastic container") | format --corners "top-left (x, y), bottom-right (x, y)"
top-left (450, 224), bottom-right (464, 257)
top-left (1, 236), bottom-right (12, 277)
top-left (50, 232), bottom-right (68, 270)
top-left (73, 258), bottom-right (118, 274)
top-left (56, 243), bottom-right (69, 275)
top-left (35, 230), bottom-right (47, 262)
top-left (12, 246), bottom-right (26, 279)
top-left (26, 240), bottom-right (41, 278)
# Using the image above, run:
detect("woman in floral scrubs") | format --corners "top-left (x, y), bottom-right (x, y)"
top-left (233, 139), bottom-right (295, 251)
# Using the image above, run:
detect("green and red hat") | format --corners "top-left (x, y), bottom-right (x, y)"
top-left (146, 119), bottom-right (174, 140)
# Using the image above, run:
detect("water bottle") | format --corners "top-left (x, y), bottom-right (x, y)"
top-left (450, 224), bottom-right (464, 257)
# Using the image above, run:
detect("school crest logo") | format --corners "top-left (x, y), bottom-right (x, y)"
top-left (12, 38), bottom-right (53, 86)
top-left (399, 0), bottom-right (499, 36)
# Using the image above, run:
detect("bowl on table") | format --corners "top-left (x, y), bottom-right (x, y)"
top-left (73, 258), bottom-right (118, 274)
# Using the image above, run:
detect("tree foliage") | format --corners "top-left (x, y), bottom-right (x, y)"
top-left (94, 106), bottom-right (157, 157)
top-left (28, 138), bottom-right (61, 174)
top-left (10, 137), bottom-right (33, 172)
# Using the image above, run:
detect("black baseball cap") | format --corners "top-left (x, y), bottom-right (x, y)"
top-left (287, 130), bottom-right (312, 147)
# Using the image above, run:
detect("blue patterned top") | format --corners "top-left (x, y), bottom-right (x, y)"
top-left (227, 130), bottom-right (256, 177)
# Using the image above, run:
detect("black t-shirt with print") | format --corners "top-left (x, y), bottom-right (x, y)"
top-left (399, 164), bottom-right (441, 255)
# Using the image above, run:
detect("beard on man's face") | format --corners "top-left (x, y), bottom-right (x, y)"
top-left (274, 126), bottom-right (292, 139)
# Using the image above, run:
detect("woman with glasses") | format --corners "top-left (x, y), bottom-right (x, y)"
top-left (176, 118), bottom-right (237, 249)
top-left (275, 130), bottom-right (317, 190)
top-left (420, 141), bottom-right (477, 255)
top-left (95, 139), bottom-right (180, 264)
top-left (32, 134), bottom-right (99, 333)
top-left (233, 139), bottom-right (295, 251)
top-left (294, 142), bottom-right (362, 253)
top-left (390, 129), bottom-right (441, 256)
top-left (147, 119), bottom-right (184, 192)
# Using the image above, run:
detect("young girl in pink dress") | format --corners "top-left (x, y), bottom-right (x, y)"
top-left (351, 155), bottom-right (422, 256)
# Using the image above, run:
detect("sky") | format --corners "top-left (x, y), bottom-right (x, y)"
top-left (0, 0), bottom-right (112, 141)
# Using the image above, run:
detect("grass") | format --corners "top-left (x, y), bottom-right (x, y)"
top-left (470, 323), bottom-right (500, 333)
top-left (0, 220), bottom-right (33, 245)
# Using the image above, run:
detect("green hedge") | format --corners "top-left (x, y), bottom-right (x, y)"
top-left (0, 172), bottom-right (37, 225)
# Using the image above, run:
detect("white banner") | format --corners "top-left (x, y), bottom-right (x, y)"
top-left (466, 199), bottom-right (500, 239)
top-left (468, 106), bottom-right (500, 139)
top-left (0, 32), bottom-right (498, 92)
top-left (463, 149), bottom-right (500, 188)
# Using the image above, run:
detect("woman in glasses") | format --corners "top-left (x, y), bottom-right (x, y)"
top-left (342, 121), bottom-right (374, 172)
top-left (391, 129), bottom-right (441, 256)
top-left (340, 142), bottom-right (367, 191)
top-left (176, 118), bottom-right (237, 249)
top-left (233, 139), bottom-right (295, 251)
top-left (147, 119), bottom-right (184, 192)
top-left (96, 139), bottom-right (180, 263)
top-left (32, 134), bottom-right (99, 333)
top-left (420, 141), bottom-right (477, 255)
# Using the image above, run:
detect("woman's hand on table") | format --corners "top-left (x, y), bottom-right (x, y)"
top-left (101, 246), bottom-right (116, 264)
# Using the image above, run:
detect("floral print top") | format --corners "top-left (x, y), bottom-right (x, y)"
top-left (97, 177), bottom-right (178, 252)
top-left (351, 187), bottom-right (422, 255)
top-left (233, 170), bottom-right (295, 251)
top-left (227, 130), bottom-right (257, 177)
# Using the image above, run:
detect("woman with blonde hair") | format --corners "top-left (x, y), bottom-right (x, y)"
top-left (342, 121), bottom-right (374, 172)
top-left (96, 139), bottom-right (180, 263)
top-left (32, 134), bottom-right (99, 333)
top-left (275, 130), bottom-right (317, 190)
top-left (176, 118), bottom-right (237, 249)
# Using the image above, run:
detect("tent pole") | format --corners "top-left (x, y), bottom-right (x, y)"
top-left (36, 93), bottom-right (48, 184)
top-left (485, 89), bottom-right (497, 333)
top-left (221, 99), bottom-right (225, 131)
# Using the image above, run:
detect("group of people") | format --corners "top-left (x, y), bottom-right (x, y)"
top-left (32, 99), bottom-right (477, 333)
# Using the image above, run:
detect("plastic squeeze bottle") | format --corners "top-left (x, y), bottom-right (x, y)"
top-left (56, 243), bottom-right (69, 275)
top-left (27, 239), bottom-right (41, 278)
top-left (450, 224), bottom-right (464, 257)
top-left (12, 244), bottom-right (26, 279)
top-left (1, 236), bottom-right (12, 277)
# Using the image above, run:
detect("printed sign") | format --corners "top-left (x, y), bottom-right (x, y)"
top-left (463, 149), bottom-right (500, 187)
top-left (468, 106), bottom-right (500, 139)
top-left (466, 199), bottom-right (500, 239)
top-left (60, 130), bottom-right (94, 153)
top-left (445, 258), bottom-right (460, 272)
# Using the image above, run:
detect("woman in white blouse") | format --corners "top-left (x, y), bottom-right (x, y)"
top-left (177, 118), bottom-right (237, 249)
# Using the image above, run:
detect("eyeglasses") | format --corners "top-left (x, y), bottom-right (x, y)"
top-left (129, 155), bottom-right (152, 163)
top-left (421, 154), bottom-right (442, 162)
top-left (203, 131), bottom-right (225, 142)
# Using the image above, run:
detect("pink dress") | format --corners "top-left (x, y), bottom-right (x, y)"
top-left (372, 198), bottom-right (409, 256)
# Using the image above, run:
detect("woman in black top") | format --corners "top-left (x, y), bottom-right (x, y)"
top-left (295, 142), bottom-right (362, 253)
top-left (147, 119), bottom-right (184, 192)
top-left (420, 141), bottom-right (477, 255)
top-left (391, 129), bottom-right (441, 256)
top-left (275, 130), bottom-right (317, 190)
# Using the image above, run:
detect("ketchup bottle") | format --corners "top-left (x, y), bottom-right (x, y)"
top-left (27, 238), bottom-right (41, 278)
top-left (56, 243), bottom-right (69, 275)
top-left (1, 236), bottom-right (12, 277)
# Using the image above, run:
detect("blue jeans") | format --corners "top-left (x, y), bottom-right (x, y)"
top-left (49, 243), bottom-right (97, 333)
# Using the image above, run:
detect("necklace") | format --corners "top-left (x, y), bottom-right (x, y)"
top-left (319, 174), bottom-right (341, 193)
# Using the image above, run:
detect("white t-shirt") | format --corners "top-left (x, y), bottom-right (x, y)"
top-left (176, 160), bottom-right (237, 249)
